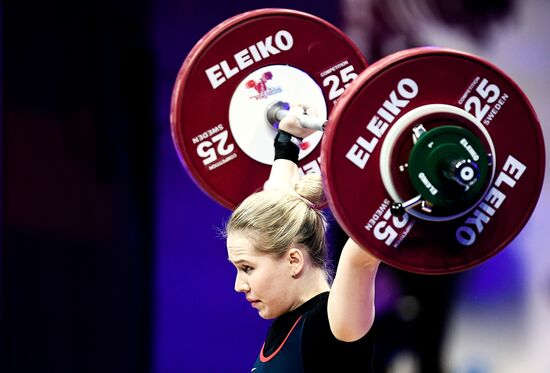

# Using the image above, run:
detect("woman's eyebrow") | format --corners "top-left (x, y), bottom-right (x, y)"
top-left (229, 258), bottom-right (247, 264)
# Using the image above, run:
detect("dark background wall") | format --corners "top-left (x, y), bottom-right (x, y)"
top-left (1, 1), bottom-right (154, 372)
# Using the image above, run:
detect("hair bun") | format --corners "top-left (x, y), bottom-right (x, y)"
top-left (294, 173), bottom-right (326, 208)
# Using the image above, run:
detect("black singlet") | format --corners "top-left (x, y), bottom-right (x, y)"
top-left (251, 292), bottom-right (375, 372)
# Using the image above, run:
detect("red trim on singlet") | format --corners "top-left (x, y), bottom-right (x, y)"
top-left (259, 315), bottom-right (303, 363)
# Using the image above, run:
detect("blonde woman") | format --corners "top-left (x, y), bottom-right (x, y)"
top-left (226, 108), bottom-right (380, 372)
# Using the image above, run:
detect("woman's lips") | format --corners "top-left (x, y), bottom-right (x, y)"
top-left (248, 299), bottom-right (260, 307)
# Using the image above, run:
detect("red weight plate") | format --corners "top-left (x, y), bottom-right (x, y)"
top-left (323, 47), bottom-right (545, 274)
top-left (171, 8), bottom-right (367, 209)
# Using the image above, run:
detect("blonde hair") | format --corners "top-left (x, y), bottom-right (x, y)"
top-left (225, 173), bottom-right (330, 273)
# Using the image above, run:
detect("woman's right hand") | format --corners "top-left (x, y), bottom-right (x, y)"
top-left (278, 104), bottom-right (320, 139)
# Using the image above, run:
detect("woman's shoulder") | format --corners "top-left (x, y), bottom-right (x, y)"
top-left (301, 292), bottom-right (376, 371)
top-left (302, 290), bottom-right (375, 345)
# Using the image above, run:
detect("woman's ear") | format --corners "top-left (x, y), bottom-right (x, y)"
top-left (288, 247), bottom-right (304, 277)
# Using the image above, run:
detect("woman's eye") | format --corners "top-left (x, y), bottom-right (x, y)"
top-left (242, 266), bottom-right (253, 273)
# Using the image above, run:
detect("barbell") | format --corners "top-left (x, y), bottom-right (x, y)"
top-left (170, 8), bottom-right (545, 274)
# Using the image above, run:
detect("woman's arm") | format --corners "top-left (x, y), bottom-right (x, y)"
top-left (263, 107), bottom-right (316, 192)
top-left (267, 105), bottom-right (380, 341)
top-left (263, 159), bottom-right (300, 192)
top-left (327, 238), bottom-right (380, 341)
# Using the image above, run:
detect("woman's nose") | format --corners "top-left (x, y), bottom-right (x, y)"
top-left (234, 274), bottom-right (250, 293)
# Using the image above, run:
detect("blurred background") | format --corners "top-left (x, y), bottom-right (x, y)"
top-left (1, 0), bottom-right (549, 372)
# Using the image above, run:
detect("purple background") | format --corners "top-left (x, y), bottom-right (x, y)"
top-left (152, 2), bottom-right (343, 372)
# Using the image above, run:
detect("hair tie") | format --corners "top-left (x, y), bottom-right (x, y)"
top-left (294, 193), bottom-right (318, 210)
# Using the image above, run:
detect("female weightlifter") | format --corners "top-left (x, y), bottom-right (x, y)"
top-left (225, 107), bottom-right (380, 372)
